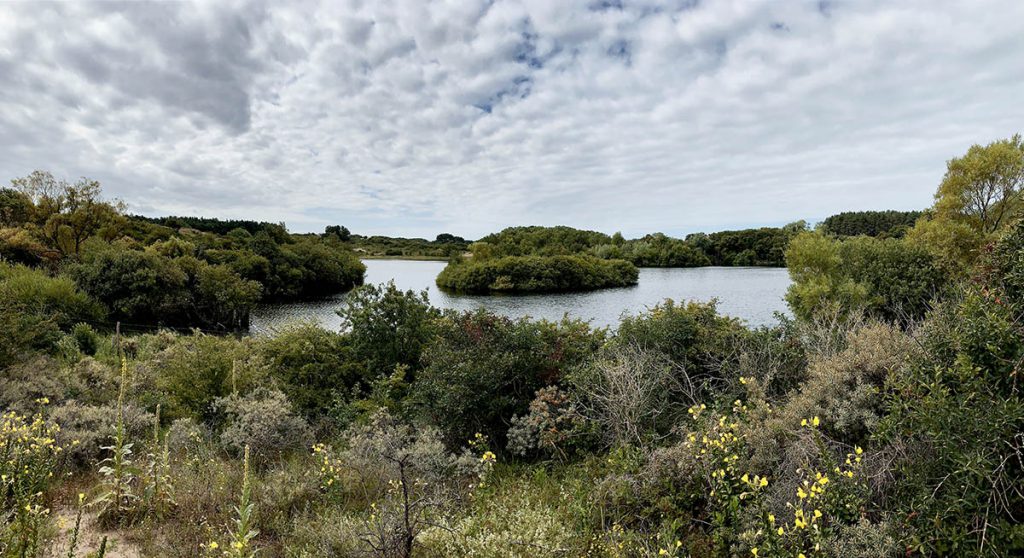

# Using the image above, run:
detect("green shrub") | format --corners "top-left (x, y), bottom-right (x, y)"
top-left (436, 254), bottom-right (638, 293)
top-left (338, 281), bottom-right (440, 377)
top-left (71, 322), bottom-right (100, 355)
top-left (417, 311), bottom-right (602, 447)
top-left (255, 322), bottom-right (366, 420)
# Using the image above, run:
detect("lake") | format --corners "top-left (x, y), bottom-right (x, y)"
top-left (251, 259), bottom-right (791, 334)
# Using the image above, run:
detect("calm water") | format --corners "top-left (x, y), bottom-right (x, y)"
top-left (251, 259), bottom-right (792, 334)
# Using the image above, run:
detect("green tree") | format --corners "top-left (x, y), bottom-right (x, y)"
top-left (934, 134), bottom-right (1024, 234)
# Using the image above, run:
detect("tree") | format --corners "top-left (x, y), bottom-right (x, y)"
top-left (934, 134), bottom-right (1024, 234)
top-left (325, 225), bottom-right (351, 241)
top-left (10, 171), bottom-right (126, 256)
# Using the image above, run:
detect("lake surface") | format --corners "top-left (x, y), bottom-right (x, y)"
top-left (251, 259), bottom-right (792, 334)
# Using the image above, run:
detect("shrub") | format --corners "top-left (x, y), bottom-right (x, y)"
top-left (416, 311), bottom-right (602, 447)
top-left (436, 254), bottom-right (638, 294)
top-left (146, 333), bottom-right (259, 421)
top-left (0, 262), bottom-right (106, 329)
top-left (255, 322), bottom-right (366, 419)
top-left (338, 281), bottom-right (440, 377)
top-left (216, 388), bottom-right (312, 464)
top-left (615, 299), bottom-right (744, 396)
top-left (507, 386), bottom-right (593, 459)
top-left (50, 401), bottom-right (154, 469)
top-left (313, 410), bottom-right (484, 558)
top-left (71, 322), bottom-right (100, 355)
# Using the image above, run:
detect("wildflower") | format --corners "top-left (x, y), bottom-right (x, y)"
top-left (659, 550), bottom-right (669, 556)
top-left (767, 513), bottom-right (775, 524)
top-left (812, 416), bottom-right (820, 427)
top-left (480, 451), bottom-right (496, 463)
top-left (740, 376), bottom-right (748, 385)
top-left (797, 487), bottom-right (807, 499)
top-left (208, 542), bottom-right (219, 550)
top-left (751, 548), bottom-right (759, 556)
top-left (855, 446), bottom-right (864, 455)
top-left (777, 527), bottom-right (785, 536)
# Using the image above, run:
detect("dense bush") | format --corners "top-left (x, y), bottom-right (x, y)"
top-left (417, 311), bottom-right (603, 447)
top-left (338, 281), bottom-right (440, 378)
top-left (215, 388), bottom-right (312, 463)
top-left (785, 231), bottom-right (946, 322)
top-left (436, 254), bottom-right (638, 293)
top-left (255, 322), bottom-right (366, 419)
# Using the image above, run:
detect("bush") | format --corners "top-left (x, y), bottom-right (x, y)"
top-left (785, 232), bottom-right (946, 323)
top-left (436, 254), bottom-right (638, 293)
top-left (71, 322), bottom-right (100, 355)
top-left (145, 333), bottom-right (259, 421)
top-left (50, 401), bottom-right (155, 469)
top-left (256, 322), bottom-right (366, 419)
top-left (216, 388), bottom-right (312, 464)
top-left (0, 262), bottom-right (106, 329)
top-left (416, 311), bottom-right (602, 447)
top-left (338, 281), bottom-right (440, 377)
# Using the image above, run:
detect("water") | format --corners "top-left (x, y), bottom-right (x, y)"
top-left (251, 259), bottom-right (792, 334)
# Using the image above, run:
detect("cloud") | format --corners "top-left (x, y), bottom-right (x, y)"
top-left (1, 0), bottom-right (1022, 238)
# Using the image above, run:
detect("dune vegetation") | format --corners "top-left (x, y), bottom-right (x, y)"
top-left (1, 135), bottom-right (1024, 558)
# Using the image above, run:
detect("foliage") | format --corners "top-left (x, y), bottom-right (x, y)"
top-left (437, 254), bottom-right (638, 293)
top-left (821, 210), bottom-right (923, 238)
top-left (338, 281), bottom-right (440, 377)
top-left (255, 322), bottom-right (366, 419)
top-left (416, 311), bottom-right (602, 446)
top-left (785, 231), bottom-right (946, 322)
top-left (215, 388), bottom-right (312, 464)
top-left (0, 409), bottom-right (63, 557)
top-left (934, 134), bottom-right (1024, 234)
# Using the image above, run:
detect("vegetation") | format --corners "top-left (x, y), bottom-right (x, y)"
top-left (2, 135), bottom-right (1024, 557)
top-left (820, 210), bottom-right (922, 238)
top-left (0, 171), bottom-right (366, 331)
top-left (436, 254), bottom-right (639, 293)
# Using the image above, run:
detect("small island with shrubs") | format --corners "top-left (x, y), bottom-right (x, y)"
top-left (436, 253), bottom-right (639, 293)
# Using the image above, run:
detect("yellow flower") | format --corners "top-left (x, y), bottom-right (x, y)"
top-left (813, 509), bottom-right (823, 519)
top-left (767, 513), bottom-right (775, 524)
top-left (798, 554), bottom-right (806, 558)
top-left (740, 376), bottom-right (748, 384)
top-left (208, 542), bottom-right (219, 550)
top-left (797, 487), bottom-right (807, 499)
top-left (659, 550), bottom-right (669, 556)
top-left (800, 418), bottom-right (807, 427)
top-left (751, 548), bottom-right (759, 557)
top-left (812, 416), bottom-right (820, 427)
top-left (855, 446), bottom-right (863, 455)
top-left (777, 527), bottom-right (785, 535)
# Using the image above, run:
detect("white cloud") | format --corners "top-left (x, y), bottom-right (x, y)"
top-left (1, 0), bottom-right (1022, 238)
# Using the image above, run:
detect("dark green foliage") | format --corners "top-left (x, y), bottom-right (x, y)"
top-left (476, 226), bottom-right (612, 257)
top-left (880, 291), bottom-right (1024, 556)
top-left (700, 225), bottom-right (799, 266)
top-left (338, 281), bottom-right (440, 377)
top-left (592, 233), bottom-right (712, 267)
top-left (416, 310), bottom-right (603, 446)
top-left (68, 241), bottom-right (264, 330)
top-left (256, 322), bottom-right (366, 419)
top-left (132, 214), bottom-right (289, 238)
top-left (0, 187), bottom-right (33, 226)
top-left (323, 225), bottom-right (351, 241)
top-left (822, 210), bottom-right (923, 238)
top-left (72, 323), bottom-right (100, 356)
top-left (436, 254), bottom-right (638, 293)
top-left (616, 299), bottom-right (743, 379)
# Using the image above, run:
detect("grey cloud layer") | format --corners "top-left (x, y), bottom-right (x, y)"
top-left (1, 0), bottom-right (1022, 237)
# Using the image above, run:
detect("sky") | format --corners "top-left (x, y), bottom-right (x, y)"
top-left (1, 0), bottom-right (1022, 239)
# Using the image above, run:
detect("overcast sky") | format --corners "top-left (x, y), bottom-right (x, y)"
top-left (1, 0), bottom-right (1022, 238)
